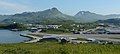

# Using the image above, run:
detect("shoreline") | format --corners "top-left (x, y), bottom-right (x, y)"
top-left (20, 34), bottom-right (42, 43)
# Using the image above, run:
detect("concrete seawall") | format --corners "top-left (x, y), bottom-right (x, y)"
top-left (20, 34), bottom-right (42, 43)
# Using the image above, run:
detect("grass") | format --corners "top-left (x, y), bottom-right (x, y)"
top-left (0, 42), bottom-right (120, 54)
top-left (41, 29), bottom-right (72, 34)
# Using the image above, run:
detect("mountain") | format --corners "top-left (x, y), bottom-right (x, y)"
top-left (2, 7), bottom-right (75, 24)
top-left (74, 11), bottom-right (107, 23)
top-left (105, 14), bottom-right (120, 19)
top-left (1, 8), bottom-right (120, 24)
top-left (0, 15), bottom-right (11, 22)
top-left (74, 11), bottom-right (120, 23)
top-left (97, 18), bottom-right (120, 25)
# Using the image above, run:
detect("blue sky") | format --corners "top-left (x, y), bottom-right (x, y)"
top-left (0, 0), bottom-right (120, 15)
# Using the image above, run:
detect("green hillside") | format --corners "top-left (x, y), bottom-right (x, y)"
top-left (0, 43), bottom-right (120, 54)
top-left (2, 8), bottom-right (75, 24)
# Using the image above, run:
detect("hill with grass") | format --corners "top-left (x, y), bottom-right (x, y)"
top-left (0, 43), bottom-right (120, 54)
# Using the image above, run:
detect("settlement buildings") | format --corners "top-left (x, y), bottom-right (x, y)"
top-left (80, 24), bottom-right (120, 34)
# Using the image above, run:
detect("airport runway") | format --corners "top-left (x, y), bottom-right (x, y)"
top-left (30, 33), bottom-right (120, 42)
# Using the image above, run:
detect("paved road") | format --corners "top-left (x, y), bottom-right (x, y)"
top-left (32, 33), bottom-right (120, 42)
top-left (20, 34), bottom-right (43, 43)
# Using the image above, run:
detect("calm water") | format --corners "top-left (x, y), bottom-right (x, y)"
top-left (0, 30), bottom-right (30, 43)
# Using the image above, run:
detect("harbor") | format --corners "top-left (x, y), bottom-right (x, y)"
top-left (0, 30), bottom-right (30, 43)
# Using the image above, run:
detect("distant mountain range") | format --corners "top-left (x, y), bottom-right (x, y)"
top-left (0, 15), bottom-right (11, 22)
top-left (1, 8), bottom-right (75, 24)
top-left (0, 7), bottom-right (120, 24)
top-left (97, 18), bottom-right (120, 25)
top-left (74, 11), bottom-right (106, 22)
top-left (74, 11), bottom-right (120, 23)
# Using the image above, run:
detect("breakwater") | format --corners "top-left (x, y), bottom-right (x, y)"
top-left (20, 34), bottom-right (42, 43)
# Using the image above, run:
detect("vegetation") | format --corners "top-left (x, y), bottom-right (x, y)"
top-left (0, 23), bottom-right (28, 30)
top-left (97, 18), bottom-right (120, 26)
top-left (41, 19), bottom-right (75, 25)
top-left (41, 28), bottom-right (71, 34)
top-left (40, 22), bottom-right (99, 34)
top-left (0, 24), bottom-right (8, 29)
top-left (6, 23), bottom-right (28, 30)
top-left (0, 43), bottom-right (120, 54)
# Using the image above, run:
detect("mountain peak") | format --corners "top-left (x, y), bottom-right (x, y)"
top-left (76, 11), bottom-right (94, 15)
top-left (50, 7), bottom-right (60, 12)
top-left (2, 7), bottom-right (74, 24)
top-left (43, 7), bottom-right (62, 14)
top-left (74, 11), bottom-right (106, 23)
top-left (51, 7), bottom-right (58, 10)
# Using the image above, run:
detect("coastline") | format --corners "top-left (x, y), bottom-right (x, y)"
top-left (20, 34), bottom-right (42, 43)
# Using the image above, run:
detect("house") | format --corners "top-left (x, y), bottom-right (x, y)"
top-left (95, 28), bottom-right (106, 34)
top-left (37, 25), bottom-right (47, 29)
top-left (106, 27), bottom-right (120, 34)
top-left (81, 23), bottom-right (120, 34)
top-left (36, 25), bottom-right (61, 29)
top-left (29, 27), bottom-right (42, 33)
top-left (40, 36), bottom-right (58, 42)
top-left (29, 28), bottom-right (38, 32)
top-left (47, 25), bottom-right (60, 29)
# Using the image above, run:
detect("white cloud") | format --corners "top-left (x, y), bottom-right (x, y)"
top-left (0, 1), bottom-right (30, 12)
